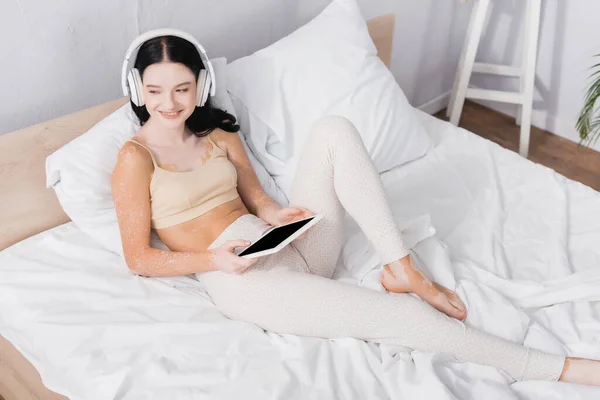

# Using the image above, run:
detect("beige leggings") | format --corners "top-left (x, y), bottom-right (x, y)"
top-left (198, 116), bottom-right (565, 382)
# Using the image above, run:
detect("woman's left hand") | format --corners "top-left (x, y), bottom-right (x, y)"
top-left (272, 206), bottom-right (316, 240)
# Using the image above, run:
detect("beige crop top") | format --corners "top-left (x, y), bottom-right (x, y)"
top-left (127, 134), bottom-right (240, 229)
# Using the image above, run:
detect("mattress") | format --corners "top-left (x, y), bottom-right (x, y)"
top-left (1, 110), bottom-right (600, 400)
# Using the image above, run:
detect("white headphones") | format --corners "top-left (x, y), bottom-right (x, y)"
top-left (121, 28), bottom-right (216, 108)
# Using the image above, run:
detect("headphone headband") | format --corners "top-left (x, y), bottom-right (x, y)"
top-left (121, 28), bottom-right (216, 99)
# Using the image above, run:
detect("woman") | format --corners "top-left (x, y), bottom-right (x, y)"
top-left (111, 31), bottom-right (599, 386)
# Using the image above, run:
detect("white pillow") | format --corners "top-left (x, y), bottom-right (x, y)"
top-left (226, 0), bottom-right (433, 198)
top-left (211, 59), bottom-right (288, 207)
top-left (46, 57), bottom-right (287, 256)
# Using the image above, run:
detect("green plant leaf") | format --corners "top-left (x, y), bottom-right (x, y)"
top-left (577, 57), bottom-right (600, 146)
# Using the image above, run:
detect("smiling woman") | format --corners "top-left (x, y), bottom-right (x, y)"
top-left (129, 34), bottom-right (238, 133)
top-left (112, 31), bottom-right (261, 274)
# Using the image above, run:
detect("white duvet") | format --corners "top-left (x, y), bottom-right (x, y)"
top-left (1, 110), bottom-right (599, 399)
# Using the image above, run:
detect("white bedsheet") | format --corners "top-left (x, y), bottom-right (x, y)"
top-left (1, 110), bottom-right (600, 399)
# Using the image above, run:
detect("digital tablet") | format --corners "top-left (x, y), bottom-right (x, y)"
top-left (236, 214), bottom-right (323, 259)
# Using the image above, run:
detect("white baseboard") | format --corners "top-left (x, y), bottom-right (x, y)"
top-left (417, 91), bottom-right (452, 115)
top-left (416, 89), bottom-right (600, 153)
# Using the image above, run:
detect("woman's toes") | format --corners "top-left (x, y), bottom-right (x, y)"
top-left (447, 301), bottom-right (466, 320)
top-left (385, 273), bottom-right (469, 321)
top-left (446, 293), bottom-right (467, 320)
top-left (425, 292), bottom-right (458, 320)
top-left (454, 307), bottom-right (468, 321)
top-left (430, 283), bottom-right (468, 321)
top-left (449, 292), bottom-right (467, 311)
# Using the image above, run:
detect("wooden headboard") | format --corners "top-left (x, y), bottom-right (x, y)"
top-left (0, 14), bottom-right (396, 251)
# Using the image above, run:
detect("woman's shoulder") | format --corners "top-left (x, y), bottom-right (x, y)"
top-left (120, 137), bottom-right (150, 158)
top-left (207, 128), bottom-right (240, 151)
top-left (123, 124), bottom-right (153, 156)
top-left (114, 137), bottom-right (154, 176)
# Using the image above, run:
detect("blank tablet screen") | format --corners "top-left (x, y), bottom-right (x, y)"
top-left (238, 217), bottom-right (314, 256)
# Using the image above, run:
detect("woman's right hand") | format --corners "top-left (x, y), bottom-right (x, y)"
top-left (209, 240), bottom-right (258, 274)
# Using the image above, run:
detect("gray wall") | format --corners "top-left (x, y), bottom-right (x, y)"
top-left (0, 0), bottom-right (470, 135)
top-left (3, 0), bottom-right (599, 152)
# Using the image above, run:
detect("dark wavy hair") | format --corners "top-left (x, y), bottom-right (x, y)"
top-left (130, 35), bottom-right (239, 137)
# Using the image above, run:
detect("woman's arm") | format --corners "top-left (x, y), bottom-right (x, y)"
top-left (111, 142), bottom-right (217, 277)
top-left (212, 129), bottom-right (282, 225)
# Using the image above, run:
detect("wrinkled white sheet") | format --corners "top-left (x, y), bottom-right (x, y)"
top-left (1, 110), bottom-right (599, 399)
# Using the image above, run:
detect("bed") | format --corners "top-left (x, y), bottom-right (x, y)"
top-left (2, 13), bottom-right (600, 400)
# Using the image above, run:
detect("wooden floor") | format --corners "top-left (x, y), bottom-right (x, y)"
top-left (435, 101), bottom-right (600, 191)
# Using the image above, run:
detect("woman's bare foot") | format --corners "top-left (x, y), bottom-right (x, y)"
top-left (559, 357), bottom-right (600, 386)
top-left (381, 258), bottom-right (468, 321)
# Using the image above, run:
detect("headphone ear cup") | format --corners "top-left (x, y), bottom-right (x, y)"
top-left (196, 69), bottom-right (210, 107)
top-left (201, 73), bottom-right (211, 107)
top-left (128, 68), bottom-right (144, 107)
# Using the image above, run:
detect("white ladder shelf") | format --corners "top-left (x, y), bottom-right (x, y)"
top-left (447, 0), bottom-right (542, 158)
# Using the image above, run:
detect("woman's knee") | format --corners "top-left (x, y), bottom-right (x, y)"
top-left (307, 115), bottom-right (361, 146)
